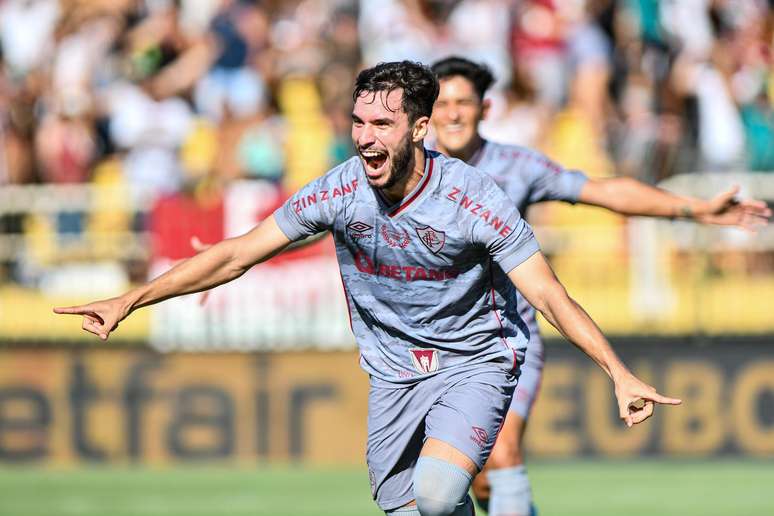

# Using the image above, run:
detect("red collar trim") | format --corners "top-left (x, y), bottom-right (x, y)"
top-left (388, 155), bottom-right (434, 218)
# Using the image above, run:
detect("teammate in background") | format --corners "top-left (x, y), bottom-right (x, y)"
top-left (430, 55), bottom-right (772, 516)
top-left (54, 61), bottom-right (682, 516)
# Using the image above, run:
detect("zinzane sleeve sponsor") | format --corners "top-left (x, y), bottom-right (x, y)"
top-left (468, 175), bottom-right (541, 274)
top-left (522, 150), bottom-right (588, 205)
top-left (273, 170), bottom-right (357, 241)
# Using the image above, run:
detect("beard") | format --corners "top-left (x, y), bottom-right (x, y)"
top-left (381, 132), bottom-right (414, 191)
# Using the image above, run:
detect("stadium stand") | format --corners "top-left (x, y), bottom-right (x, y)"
top-left (0, 0), bottom-right (772, 346)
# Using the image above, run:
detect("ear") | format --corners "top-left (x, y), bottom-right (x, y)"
top-left (412, 116), bottom-right (430, 142)
top-left (480, 98), bottom-right (491, 121)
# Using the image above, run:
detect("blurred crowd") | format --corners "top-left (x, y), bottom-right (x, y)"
top-left (0, 0), bottom-right (773, 285)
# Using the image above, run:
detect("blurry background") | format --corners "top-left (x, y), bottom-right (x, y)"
top-left (0, 0), bottom-right (773, 515)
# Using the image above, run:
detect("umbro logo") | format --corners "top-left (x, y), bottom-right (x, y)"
top-left (347, 221), bottom-right (373, 239)
top-left (470, 426), bottom-right (489, 448)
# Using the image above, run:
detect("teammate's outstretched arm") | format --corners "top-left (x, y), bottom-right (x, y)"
top-left (578, 179), bottom-right (771, 230)
top-left (53, 215), bottom-right (292, 340)
top-left (507, 251), bottom-right (682, 427)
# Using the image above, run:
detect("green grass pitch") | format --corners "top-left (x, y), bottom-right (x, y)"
top-left (1, 460), bottom-right (772, 516)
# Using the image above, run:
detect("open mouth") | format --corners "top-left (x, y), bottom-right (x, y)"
top-left (360, 149), bottom-right (388, 175)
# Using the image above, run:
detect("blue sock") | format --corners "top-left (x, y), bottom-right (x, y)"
top-left (487, 465), bottom-right (533, 516)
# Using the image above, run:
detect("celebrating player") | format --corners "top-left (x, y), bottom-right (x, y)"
top-left (430, 55), bottom-right (771, 516)
top-left (54, 61), bottom-right (681, 516)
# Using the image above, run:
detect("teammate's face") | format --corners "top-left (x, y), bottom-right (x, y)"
top-left (352, 88), bottom-right (419, 190)
top-left (432, 76), bottom-right (487, 155)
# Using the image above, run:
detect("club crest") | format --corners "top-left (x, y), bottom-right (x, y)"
top-left (409, 348), bottom-right (439, 374)
top-left (415, 226), bottom-right (446, 254)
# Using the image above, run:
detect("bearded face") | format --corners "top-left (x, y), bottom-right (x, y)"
top-left (352, 88), bottom-right (417, 191)
top-left (378, 130), bottom-right (414, 191)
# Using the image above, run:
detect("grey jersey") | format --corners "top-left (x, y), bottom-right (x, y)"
top-left (274, 150), bottom-right (540, 384)
top-left (471, 140), bottom-right (588, 214)
top-left (471, 140), bottom-right (589, 331)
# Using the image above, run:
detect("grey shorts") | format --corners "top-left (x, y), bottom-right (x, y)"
top-left (508, 330), bottom-right (544, 418)
top-left (366, 362), bottom-right (517, 510)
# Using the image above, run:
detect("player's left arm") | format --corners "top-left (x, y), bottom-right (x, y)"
top-left (578, 178), bottom-right (771, 230)
top-left (475, 166), bottom-right (680, 425)
top-left (506, 252), bottom-right (682, 426)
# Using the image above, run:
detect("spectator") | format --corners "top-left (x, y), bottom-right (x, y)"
top-left (1, 0), bottom-right (773, 293)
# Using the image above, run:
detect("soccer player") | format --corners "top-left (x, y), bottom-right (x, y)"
top-left (54, 61), bottom-right (681, 516)
top-left (429, 55), bottom-right (772, 516)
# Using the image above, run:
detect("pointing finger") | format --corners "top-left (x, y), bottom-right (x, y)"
top-left (646, 391), bottom-right (682, 405)
top-left (54, 305), bottom-right (88, 315)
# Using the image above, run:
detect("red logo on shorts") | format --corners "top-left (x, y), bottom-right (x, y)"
top-left (409, 348), bottom-right (439, 373)
top-left (415, 226), bottom-right (446, 254)
top-left (381, 226), bottom-right (411, 249)
top-left (470, 426), bottom-right (489, 448)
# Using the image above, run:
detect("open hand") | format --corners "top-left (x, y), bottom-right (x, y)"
top-left (53, 297), bottom-right (129, 341)
top-left (697, 185), bottom-right (771, 231)
top-left (614, 373), bottom-right (682, 427)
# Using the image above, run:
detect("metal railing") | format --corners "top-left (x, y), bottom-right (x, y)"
top-left (1, 173), bottom-right (773, 347)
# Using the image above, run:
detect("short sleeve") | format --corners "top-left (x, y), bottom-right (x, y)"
top-left (273, 175), bottom-right (338, 241)
top-left (523, 152), bottom-right (588, 205)
top-left (470, 175), bottom-right (541, 273)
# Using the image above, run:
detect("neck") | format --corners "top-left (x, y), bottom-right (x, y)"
top-left (437, 133), bottom-right (484, 163)
top-left (380, 145), bottom-right (426, 204)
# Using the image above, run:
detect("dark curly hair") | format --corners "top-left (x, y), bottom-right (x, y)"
top-left (431, 56), bottom-right (495, 100)
top-left (353, 61), bottom-right (439, 123)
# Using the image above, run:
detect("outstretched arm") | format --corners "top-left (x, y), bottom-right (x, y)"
top-left (578, 178), bottom-right (771, 230)
top-left (508, 252), bottom-right (681, 426)
top-left (54, 215), bottom-right (292, 340)
top-left (190, 231), bottom-right (329, 305)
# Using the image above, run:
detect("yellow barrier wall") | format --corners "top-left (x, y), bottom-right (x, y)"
top-left (1, 339), bottom-right (772, 465)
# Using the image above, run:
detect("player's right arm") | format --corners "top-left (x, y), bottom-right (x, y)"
top-left (53, 215), bottom-right (293, 341)
top-left (506, 252), bottom-right (681, 426)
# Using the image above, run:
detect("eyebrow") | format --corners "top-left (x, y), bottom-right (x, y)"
top-left (351, 114), bottom-right (395, 125)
